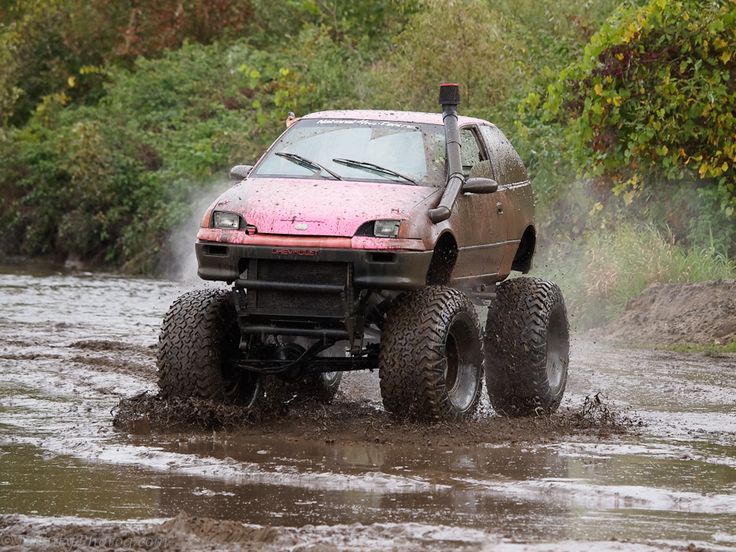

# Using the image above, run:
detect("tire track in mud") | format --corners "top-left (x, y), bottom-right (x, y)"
top-left (0, 513), bottom-right (495, 552)
top-left (2, 339), bottom-right (451, 495)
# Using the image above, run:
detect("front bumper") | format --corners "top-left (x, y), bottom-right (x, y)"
top-left (196, 241), bottom-right (433, 290)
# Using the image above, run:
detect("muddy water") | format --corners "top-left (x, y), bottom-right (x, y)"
top-left (1, 267), bottom-right (735, 550)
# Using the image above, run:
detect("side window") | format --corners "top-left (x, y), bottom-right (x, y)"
top-left (480, 125), bottom-right (528, 185)
top-left (459, 128), bottom-right (484, 178)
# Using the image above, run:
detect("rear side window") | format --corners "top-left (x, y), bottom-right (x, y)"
top-left (459, 127), bottom-right (487, 178)
top-left (480, 125), bottom-right (528, 185)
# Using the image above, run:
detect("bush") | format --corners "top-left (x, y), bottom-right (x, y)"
top-left (538, 222), bottom-right (736, 329)
top-left (497, 0), bottom-right (626, 216)
top-left (0, 33), bottom-right (363, 271)
top-left (542, 0), bottom-right (736, 216)
top-left (368, 0), bottom-right (525, 114)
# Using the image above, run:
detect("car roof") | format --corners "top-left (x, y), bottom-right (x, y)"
top-left (301, 110), bottom-right (491, 127)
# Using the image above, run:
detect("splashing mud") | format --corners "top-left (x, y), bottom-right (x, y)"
top-left (112, 389), bottom-right (641, 444)
top-left (112, 392), bottom-right (279, 431)
top-left (163, 180), bottom-right (233, 281)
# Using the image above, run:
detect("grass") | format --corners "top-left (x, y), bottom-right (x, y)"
top-left (664, 341), bottom-right (736, 355)
top-left (537, 222), bottom-right (736, 330)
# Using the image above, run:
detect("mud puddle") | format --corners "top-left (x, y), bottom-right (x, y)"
top-left (1, 268), bottom-right (735, 550)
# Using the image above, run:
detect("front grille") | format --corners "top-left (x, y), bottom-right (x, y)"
top-left (256, 260), bottom-right (347, 286)
top-left (245, 259), bottom-right (348, 317)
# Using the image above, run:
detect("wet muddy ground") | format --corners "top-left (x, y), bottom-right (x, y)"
top-left (0, 267), bottom-right (734, 550)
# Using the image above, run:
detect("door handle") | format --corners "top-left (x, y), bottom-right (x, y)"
top-left (496, 202), bottom-right (504, 214)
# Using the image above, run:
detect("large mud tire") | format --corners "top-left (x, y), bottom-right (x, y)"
top-left (379, 286), bottom-right (483, 422)
top-left (484, 277), bottom-right (569, 417)
top-left (157, 289), bottom-right (260, 406)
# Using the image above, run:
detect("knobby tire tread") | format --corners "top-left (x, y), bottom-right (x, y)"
top-left (157, 289), bottom-right (249, 403)
top-left (484, 277), bottom-right (569, 417)
top-left (379, 286), bottom-right (483, 422)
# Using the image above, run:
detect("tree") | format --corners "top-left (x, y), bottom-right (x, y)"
top-left (541, 0), bottom-right (736, 216)
top-left (369, 0), bottom-right (525, 113)
top-left (0, 0), bottom-right (255, 126)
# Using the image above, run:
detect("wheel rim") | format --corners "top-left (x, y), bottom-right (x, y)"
top-left (444, 315), bottom-right (480, 412)
top-left (222, 315), bottom-right (261, 407)
top-left (224, 373), bottom-right (261, 407)
top-left (321, 371), bottom-right (339, 384)
top-left (545, 306), bottom-right (568, 392)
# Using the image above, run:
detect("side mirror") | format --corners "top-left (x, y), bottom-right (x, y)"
top-left (229, 164), bottom-right (253, 181)
top-left (463, 177), bottom-right (498, 194)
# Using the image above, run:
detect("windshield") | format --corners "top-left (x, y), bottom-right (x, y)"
top-left (253, 118), bottom-right (447, 186)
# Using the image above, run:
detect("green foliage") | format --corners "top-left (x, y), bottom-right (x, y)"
top-left (247, 0), bottom-right (418, 50)
top-left (0, 0), bottom-right (258, 126)
top-left (1, 0), bottom-right (733, 300)
top-left (495, 0), bottom-right (627, 212)
top-left (0, 33), bottom-right (362, 271)
top-left (369, 0), bottom-right (525, 113)
top-left (368, 0), bottom-right (621, 121)
top-left (0, 0), bottom-right (417, 126)
top-left (494, 0), bottom-right (623, 71)
top-left (538, 222), bottom-right (736, 329)
top-left (541, 0), bottom-right (736, 215)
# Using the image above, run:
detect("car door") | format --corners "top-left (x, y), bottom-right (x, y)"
top-left (479, 124), bottom-right (531, 272)
top-left (450, 125), bottom-right (509, 282)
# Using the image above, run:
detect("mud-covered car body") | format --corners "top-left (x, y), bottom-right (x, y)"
top-left (196, 110), bottom-right (535, 292)
top-left (158, 86), bottom-right (569, 422)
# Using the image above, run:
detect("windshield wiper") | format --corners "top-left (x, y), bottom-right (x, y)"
top-left (332, 158), bottom-right (416, 185)
top-left (275, 152), bottom-right (342, 180)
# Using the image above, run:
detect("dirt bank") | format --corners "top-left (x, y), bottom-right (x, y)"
top-left (597, 279), bottom-right (736, 345)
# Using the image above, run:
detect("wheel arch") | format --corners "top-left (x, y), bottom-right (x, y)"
top-left (426, 231), bottom-right (458, 285)
top-left (511, 225), bottom-right (536, 273)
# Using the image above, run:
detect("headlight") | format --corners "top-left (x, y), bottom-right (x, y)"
top-left (213, 211), bottom-right (241, 230)
top-left (373, 220), bottom-right (401, 238)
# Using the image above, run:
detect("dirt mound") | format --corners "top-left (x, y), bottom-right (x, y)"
top-left (68, 339), bottom-right (157, 379)
top-left (69, 339), bottom-right (156, 356)
top-left (112, 390), bottom-right (641, 445)
top-left (112, 392), bottom-right (284, 432)
top-left (599, 279), bottom-right (736, 345)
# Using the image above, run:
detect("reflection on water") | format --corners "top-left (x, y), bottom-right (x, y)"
top-left (2, 438), bottom-right (734, 544)
top-left (1, 268), bottom-right (735, 547)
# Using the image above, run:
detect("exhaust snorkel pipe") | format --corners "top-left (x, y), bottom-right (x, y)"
top-left (429, 83), bottom-right (463, 224)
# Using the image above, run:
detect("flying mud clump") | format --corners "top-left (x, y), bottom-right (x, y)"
top-left (111, 392), bottom-right (284, 432)
top-left (555, 392), bottom-right (643, 434)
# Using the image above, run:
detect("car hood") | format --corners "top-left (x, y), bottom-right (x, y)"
top-left (211, 178), bottom-right (440, 237)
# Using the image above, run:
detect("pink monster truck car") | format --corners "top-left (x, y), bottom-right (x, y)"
top-left (157, 84), bottom-right (570, 421)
